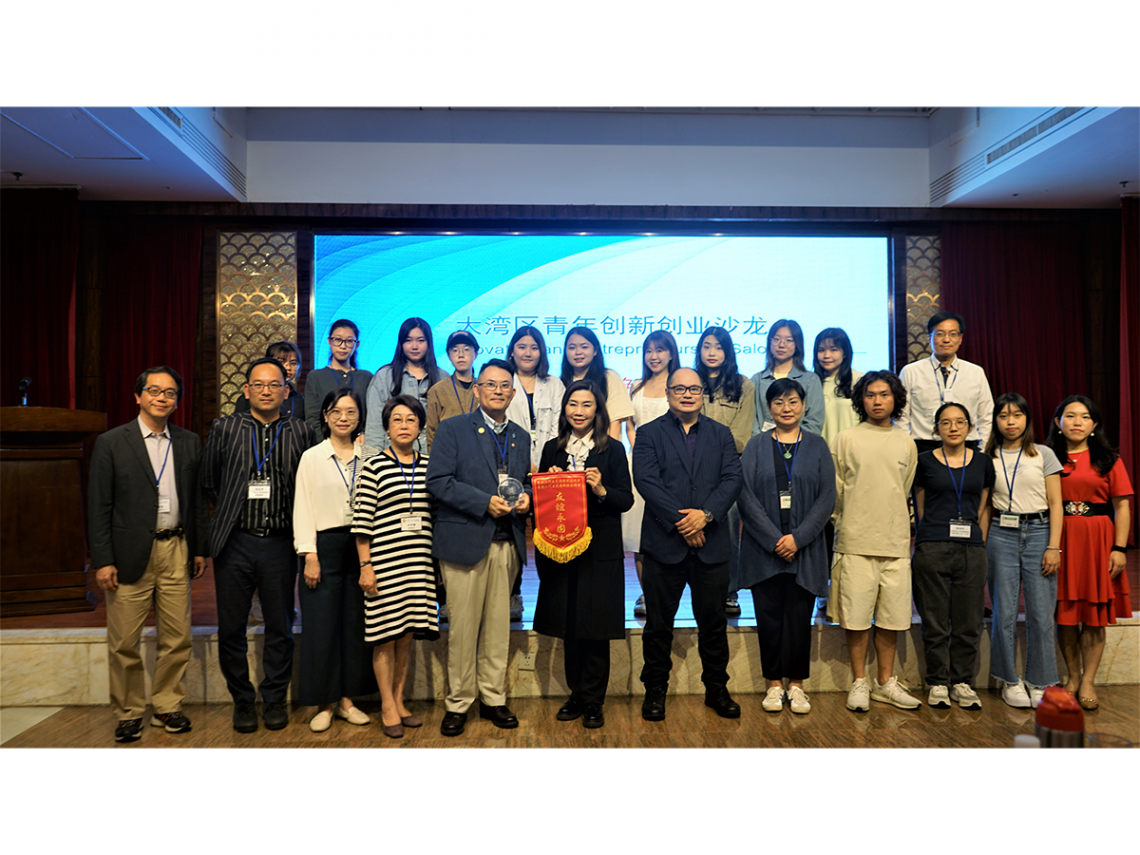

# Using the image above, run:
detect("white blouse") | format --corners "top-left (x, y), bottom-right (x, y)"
top-left (293, 439), bottom-right (371, 554)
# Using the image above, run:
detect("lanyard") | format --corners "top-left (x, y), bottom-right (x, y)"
top-left (490, 424), bottom-right (509, 466)
top-left (933, 361), bottom-right (957, 403)
top-left (152, 432), bottom-right (172, 489)
top-left (333, 453), bottom-right (358, 502)
top-left (250, 421), bottom-right (285, 477)
top-left (939, 448), bottom-right (966, 519)
top-left (394, 452), bottom-right (418, 512)
top-left (776, 429), bottom-right (802, 484)
top-left (999, 446), bottom-right (1023, 513)
top-left (452, 375), bottom-right (475, 414)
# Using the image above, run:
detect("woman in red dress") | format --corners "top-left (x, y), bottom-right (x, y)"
top-left (1046, 395), bottom-right (1133, 710)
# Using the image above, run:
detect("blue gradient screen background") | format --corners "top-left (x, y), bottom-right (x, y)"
top-left (313, 234), bottom-right (890, 386)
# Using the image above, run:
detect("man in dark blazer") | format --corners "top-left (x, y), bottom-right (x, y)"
top-left (202, 357), bottom-right (316, 733)
top-left (89, 366), bottom-right (209, 743)
top-left (633, 367), bottom-right (743, 721)
top-left (426, 358), bottom-right (531, 737)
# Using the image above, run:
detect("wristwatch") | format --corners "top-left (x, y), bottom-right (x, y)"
top-left (703, 510), bottom-right (714, 524)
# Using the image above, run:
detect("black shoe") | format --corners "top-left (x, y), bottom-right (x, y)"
top-left (479, 701), bottom-right (519, 729)
top-left (725, 596), bottom-right (742, 617)
top-left (263, 701), bottom-right (289, 730)
top-left (233, 702), bottom-right (258, 733)
top-left (583, 703), bottom-right (605, 728)
top-left (114, 718), bottom-right (143, 743)
top-left (705, 685), bottom-right (741, 718)
top-left (440, 711), bottom-right (467, 737)
top-left (556, 698), bottom-right (584, 721)
top-left (150, 711), bottom-right (192, 734)
top-left (642, 685), bottom-right (667, 721)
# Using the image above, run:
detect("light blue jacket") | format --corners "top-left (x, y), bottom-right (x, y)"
top-left (749, 366), bottom-right (825, 436)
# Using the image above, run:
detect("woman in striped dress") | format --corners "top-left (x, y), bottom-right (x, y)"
top-left (353, 394), bottom-right (440, 738)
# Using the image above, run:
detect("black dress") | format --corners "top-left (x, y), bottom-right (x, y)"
top-left (533, 439), bottom-right (634, 641)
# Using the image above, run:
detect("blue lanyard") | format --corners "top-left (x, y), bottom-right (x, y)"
top-left (394, 452), bottom-right (418, 512)
top-left (939, 448), bottom-right (966, 519)
top-left (933, 361), bottom-right (957, 403)
top-left (250, 421), bottom-right (285, 477)
top-left (153, 432), bottom-right (172, 489)
top-left (452, 375), bottom-right (475, 413)
top-left (333, 452), bottom-right (358, 501)
top-left (999, 446), bottom-right (1023, 513)
top-left (776, 429), bottom-right (801, 484)
top-left (490, 424), bottom-right (509, 467)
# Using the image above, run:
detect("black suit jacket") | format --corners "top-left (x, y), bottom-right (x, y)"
top-left (87, 419), bottom-right (208, 585)
top-left (632, 413), bottom-right (742, 565)
top-left (201, 413), bottom-right (316, 557)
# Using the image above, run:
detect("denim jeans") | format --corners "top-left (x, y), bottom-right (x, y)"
top-left (986, 518), bottom-right (1059, 688)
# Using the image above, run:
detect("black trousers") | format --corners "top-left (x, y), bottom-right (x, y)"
top-left (750, 573), bottom-right (815, 681)
top-left (911, 540), bottom-right (988, 687)
top-left (215, 530), bottom-right (297, 704)
top-left (640, 551), bottom-right (730, 688)
top-left (296, 529), bottom-right (378, 706)
top-left (564, 638), bottom-right (611, 705)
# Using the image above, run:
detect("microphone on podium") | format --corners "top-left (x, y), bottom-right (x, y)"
top-left (18, 376), bottom-right (31, 407)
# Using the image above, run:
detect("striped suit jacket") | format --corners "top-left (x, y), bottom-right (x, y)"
top-left (201, 413), bottom-right (317, 557)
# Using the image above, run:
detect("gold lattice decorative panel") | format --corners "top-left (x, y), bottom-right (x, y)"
top-left (905, 235), bottom-right (942, 364)
top-left (217, 231), bottom-right (298, 416)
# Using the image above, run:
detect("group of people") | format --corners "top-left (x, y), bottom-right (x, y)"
top-left (87, 309), bottom-right (1133, 743)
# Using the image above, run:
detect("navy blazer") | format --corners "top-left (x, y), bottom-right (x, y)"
top-left (88, 419), bottom-right (209, 585)
top-left (632, 413), bottom-right (742, 565)
top-left (426, 409), bottom-right (532, 567)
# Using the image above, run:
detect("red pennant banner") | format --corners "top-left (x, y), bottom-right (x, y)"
top-left (531, 470), bottom-right (593, 563)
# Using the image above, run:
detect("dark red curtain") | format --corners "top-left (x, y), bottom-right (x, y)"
top-left (101, 218), bottom-right (202, 430)
top-left (0, 189), bottom-right (79, 409)
top-left (1120, 197), bottom-right (1138, 545)
top-left (941, 222), bottom-right (1088, 436)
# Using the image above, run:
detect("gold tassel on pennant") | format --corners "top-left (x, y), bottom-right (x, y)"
top-left (534, 527), bottom-right (593, 563)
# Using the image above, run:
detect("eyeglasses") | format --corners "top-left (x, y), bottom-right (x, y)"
top-left (937, 418), bottom-right (969, 428)
top-left (142, 386), bottom-right (178, 400)
top-left (249, 382), bottom-right (284, 392)
top-left (933, 331), bottom-right (962, 340)
top-left (668, 385), bottom-right (704, 396)
top-left (478, 381), bottom-right (513, 392)
top-left (330, 337), bottom-right (357, 347)
top-left (769, 337), bottom-right (795, 346)
top-left (327, 408), bottom-right (358, 419)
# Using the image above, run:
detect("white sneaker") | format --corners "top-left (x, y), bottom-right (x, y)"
top-left (1001, 680), bottom-right (1032, 709)
top-left (928, 685), bottom-right (951, 708)
top-left (1028, 685), bottom-right (1046, 708)
top-left (787, 685), bottom-right (811, 715)
top-left (950, 683), bottom-right (982, 710)
top-left (761, 686), bottom-right (785, 712)
top-left (871, 676), bottom-right (921, 710)
top-left (846, 677), bottom-right (871, 712)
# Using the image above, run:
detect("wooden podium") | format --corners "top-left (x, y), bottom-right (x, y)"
top-left (1, 407), bottom-right (106, 616)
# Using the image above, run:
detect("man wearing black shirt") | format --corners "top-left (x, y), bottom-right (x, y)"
top-left (202, 357), bottom-right (316, 732)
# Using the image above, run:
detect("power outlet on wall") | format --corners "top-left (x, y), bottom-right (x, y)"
top-left (519, 652), bottom-right (536, 671)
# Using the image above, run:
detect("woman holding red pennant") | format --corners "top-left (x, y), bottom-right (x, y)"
top-left (532, 380), bottom-right (633, 728)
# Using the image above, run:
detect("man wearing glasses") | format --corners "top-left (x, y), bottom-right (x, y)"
top-left (897, 312), bottom-right (994, 453)
top-left (202, 357), bottom-right (317, 733)
top-left (233, 341), bottom-right (304, 421)
top-left (426, 359), bottom-right (532, 737)
top-left (89, 366), bottom-right (210, 743)
top-left (632, 367), bottom-right (743, 721)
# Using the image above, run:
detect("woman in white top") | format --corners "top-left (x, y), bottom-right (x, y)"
top-left (560, 326), bottom-right (634, 440)
top-left (813, 327), bottom-right (864, 447)
top-left (505, 325), bottom-right (565, 468)
top-left (292, 388), bottom-right (378, 733)
top-left (980, 392), bottom-right (1064, 708)
top-left (622, 330), bottom-right (679, 616)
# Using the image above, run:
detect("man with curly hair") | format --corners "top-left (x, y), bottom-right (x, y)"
top-left (829, 371), bottom-right (922, 713)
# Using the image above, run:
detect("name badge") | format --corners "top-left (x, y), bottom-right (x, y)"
top-left (345, 506), bottom-right (355, 525)
top-left (157, 495), bottom-right (171, 514)
top-left (248, 479), bottom-right (271, 500)
top-left (400, 514), bottom-right (422, 532)
top-left (950, 521), bottom-right (971, 539)
top-left (999, 513), bottom-right (1020, 529)
top-left (779, 490), bottom-right (792, 510)
top-left (498, 471), bottom-right (509, 485)
top-left (530, 428), bottom-right (537, 443)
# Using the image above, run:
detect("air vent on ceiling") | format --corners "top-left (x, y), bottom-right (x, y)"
top-left (986, 107), bottom-right (1083, 165)
top-left (157, 107), bottom-right (183, 131)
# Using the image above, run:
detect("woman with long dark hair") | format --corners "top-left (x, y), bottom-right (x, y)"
top-left (623, 330), bottom-right (679, 617)
top-left (1046, 395), bottom-right (1133, 710)
top-left (364, 317), bottom-right (447, 451)
top-left (533, 380), bottom-right (633, 728)
top-left (560, 326), bottom-right (633, 440)
top-left (506, 325), bottom-right (565, 466)
top-left (750, 319), bottom-right (824, 436)
top-left (293, 388), bottom-right (378, 732)
top-left (981, 392), bottom-right (1064, 708)
top-left (304, 320), bottom-right (372, 436)
top-left (813, 327), bottom-right (862, 446)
